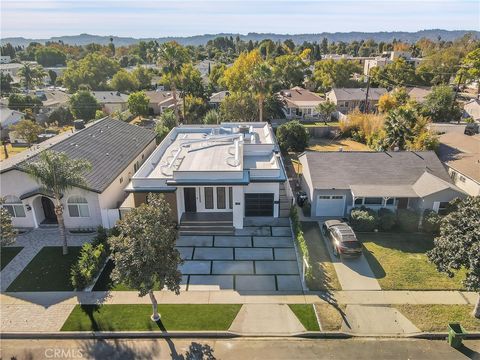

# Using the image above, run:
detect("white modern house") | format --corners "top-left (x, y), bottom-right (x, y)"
top-left (0, 117), bottom-right (156, 230)
top-left (124, 122), bottom-right (290, 233)
top-left (299, 151), bottom-right (465, 217)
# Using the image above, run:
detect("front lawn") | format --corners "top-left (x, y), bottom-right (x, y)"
top-left (397, 305), bottom-right (480, 332)
top-left (307, 138), bottom-right (371, 152)
top-left (288, 304), bottom-right (320, 331)
top-left (7, 247), bottom-right (81, 291)
top-left (301, 222), bottom-right (341, 291)
top-left (359, 233), bottom-right (465, 290)
top-left (1, 247), bottom-right (23, 270)
top-left (61, 304), bottom-right (242, 331)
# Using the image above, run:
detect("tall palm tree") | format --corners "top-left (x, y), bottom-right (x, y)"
top-left (23, 150), bottom-right (92, 255)
top-left (157, 42), bottom-right (189, 123)
top-left (316, 100), bottom-right (337, 122)
top-left (18, 63), bottom-right (47, 91)
top-left (250, 63), bottom-right (273, 122)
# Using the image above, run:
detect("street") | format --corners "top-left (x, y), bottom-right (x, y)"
top-left (1, 338), bottom-right (479, 360)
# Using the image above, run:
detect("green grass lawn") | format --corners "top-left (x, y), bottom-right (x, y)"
top-left (397, 305), bottom-right (480, 332)
top-left (61, 304), bottom-right (242, 331)
top-left (359, 232), bottom-right (466, 290)
top-left (7, 246), bottom-right (81, 292)
top-left (1, 247), bottom-right (23, 271)
top-left (288, 304), bottom-right (320, 331)
top-left (301, 222), bottom-right (341, 291)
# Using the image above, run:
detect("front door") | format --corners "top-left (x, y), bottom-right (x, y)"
top-left (41, 196), bottom-right (57, 224)
top-left (184, 188), bottom-right (197, 212)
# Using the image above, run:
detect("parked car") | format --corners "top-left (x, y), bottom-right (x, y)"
top-left (464, 123), bottom-right (479, 136)
top-left (322, 220), bottom-right (363, 257)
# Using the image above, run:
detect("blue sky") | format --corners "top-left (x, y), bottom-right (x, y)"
top-left (1, 0), bottom-right (479, 38)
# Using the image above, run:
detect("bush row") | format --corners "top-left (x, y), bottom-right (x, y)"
top-left (290, 206), bottom-right (311, 279)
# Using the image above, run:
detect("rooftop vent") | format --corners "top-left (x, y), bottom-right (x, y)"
top-left (237, 125), bottom-right (250, 135)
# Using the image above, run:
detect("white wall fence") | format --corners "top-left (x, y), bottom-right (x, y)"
top-left (101, 209), bottom-right (120, 229)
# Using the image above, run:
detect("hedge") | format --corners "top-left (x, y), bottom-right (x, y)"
top-left (397, 209), bottom-right (420, 232)
top-left (422, 209), bottom-right (441, 234)
top-left (70, 243), bottom-right (106, 289)
top-left (350, 207), bottom-right (378, 232)
top-left (378, 208), bottom-right (397, 231)
top-left (290, 206), bottom-right (311, 279)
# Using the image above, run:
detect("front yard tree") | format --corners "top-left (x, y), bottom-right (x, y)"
top-left (316, 100), bottom-right (337, 122)
top-left (69, 90), bottom-right (98, 121)
top-left (422, 85), bottom-right (462, 123)
top-left (127, 91), bottom-right (150, 117)
top-left (108, 193), bottom-right (182, 321)
top-left (276, 120), bottom-right (309, 152)
top-left (427, 196), bottom-right (480, 318)
top-left (0, 197), bottom-right (17, 246)
top-left (10, 119), bottom-right (43, 146)
top-left (23, 150), bottom-right (92, 255)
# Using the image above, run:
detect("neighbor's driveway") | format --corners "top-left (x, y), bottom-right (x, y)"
top-left (318, 222), bottom-right (381, 291)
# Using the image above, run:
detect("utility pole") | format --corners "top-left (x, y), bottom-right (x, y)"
top-left (364, 64), bottom-right (371, 114)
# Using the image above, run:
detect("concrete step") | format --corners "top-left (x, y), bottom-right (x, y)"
top-left (180, 221), bottom-right (233, 227)
top-left (179, 228), bottom-right (234, 236)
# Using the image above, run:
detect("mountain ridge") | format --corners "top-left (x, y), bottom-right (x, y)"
top-left (2, 30), bottom-right (478, 47)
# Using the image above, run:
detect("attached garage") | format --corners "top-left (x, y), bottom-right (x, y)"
top-left (315, 195), bottom-right (345, 217)
top-left (245, 193), bottom-right (274, 216)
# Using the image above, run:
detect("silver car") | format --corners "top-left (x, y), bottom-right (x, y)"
top-left (322, 220), bottom-right (363, 257)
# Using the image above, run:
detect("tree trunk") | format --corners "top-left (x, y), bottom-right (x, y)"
top-left (172, 82), bottom-right (179, 124)
top-left (149, 290), bottom-right (160, 321)
top-left (258, 95), bottom-right (264, 122)
top-left (474, 294), bottom-right (480, 319)
top-left (54, 198), bottom-right (68, 255)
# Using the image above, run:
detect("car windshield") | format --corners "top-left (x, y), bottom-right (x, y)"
top-left (341, 241), bottom-right (362, 249)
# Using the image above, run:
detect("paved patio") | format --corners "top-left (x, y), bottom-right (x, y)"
top-left (176, 220), bottom-right (303, 292)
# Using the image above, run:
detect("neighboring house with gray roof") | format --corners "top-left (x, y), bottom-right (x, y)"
top-left (145, 90), bottom-right (179, 115)
top-left (438, 132), bottom-right (480, 196)
top-left (277, 87), bottom-right (325, 120)
top-left (326, 87), bottom-right (387, 114)
top-left (298, 151), bottom-right (465, 217)
top-left (463, 99), bottom-right (480, 121)
top-left (91, 91), bottom-right (128, 115)
top-left (0, 117), bottom-right (156, 230)
top-left (0, 107), bottom-right (25, 139)
top-left (208, 91), bottom-right (229, 109)
top-left (407, 87), bottom-right (432, 104)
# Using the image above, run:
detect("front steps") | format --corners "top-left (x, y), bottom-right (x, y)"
top-left (179, 212), bottom-right (234, 235)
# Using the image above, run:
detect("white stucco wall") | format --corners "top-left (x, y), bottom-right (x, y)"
top-left (447, 167), bottom-right (480, 196)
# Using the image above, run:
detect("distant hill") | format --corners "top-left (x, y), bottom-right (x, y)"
top-left (2, 30), bottom-right (478, 47)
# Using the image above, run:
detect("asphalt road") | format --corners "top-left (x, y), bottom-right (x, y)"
top-left (1, 338), bottom-right (480, 360)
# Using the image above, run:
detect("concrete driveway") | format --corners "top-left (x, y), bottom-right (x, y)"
top-left (176, 218), bottom-right (303, 292)
top-left (318, 222), bottom-right (381, 291)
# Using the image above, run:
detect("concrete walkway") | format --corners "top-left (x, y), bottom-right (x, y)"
top-left (0, 229), bottom-right (92, 291)
top-left (318, 222), bottom-right (381, 291)
top-left (228, 304), bottom-right (305, 335)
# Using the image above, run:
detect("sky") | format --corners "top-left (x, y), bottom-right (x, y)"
top-left (1, 0), bottom-right (479, 39)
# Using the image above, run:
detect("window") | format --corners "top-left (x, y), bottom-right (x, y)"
top-left (119, 177), bottom-right (123, 184)
top-left (217, 187), bottom-right (226, 209)
top-left (354, 198), bottom-right (363, 205)
top-left (319, 195), bottom-right (331, 199)
top-left (3, 196), bottom-right (26, 217)
top-left (133, 161), bottom-right (140, 173)
top-left (438, 202), bottom-right (449, 215)
top-left (386, 198), bottom-right (395, 205)
top-left (364, 197), bottom-right (383, 205)
top-left (67, 196), bottom-right (89, 217)
top-left (228, 187), bottom-right (233, 209)
top-left (332, 195), bottom-right (344, 199)
top-left (459, 176), bottom-right (466, 183)
top-left (204, 187), bottom-right (214, 209)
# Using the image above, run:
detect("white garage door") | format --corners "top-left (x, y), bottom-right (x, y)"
top-left (316, 195), bottom-right (345, 217)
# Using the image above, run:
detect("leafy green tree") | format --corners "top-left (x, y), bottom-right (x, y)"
top-left (132, 66), bottom-right (153, 90)
top-left (316, 100), bottom-right (337, 121)
top-left (179, 63), bottom-right (205, 99)
top-left (48, 106), bottom-right (74, 126)
top-left (276, 120), bottom-right (309, 152)
top-left (95, 110), bottom-right (107, 120)
top-left (69, 90), bottom-right (98, 121)
top-left (23, 150), bottom-right (92, 255)
top-left (250, 63), bottom-right (273, 122)
top-left (155, 122), bottom-right (170, 142)
top-left (427, 196), bottom-right (480, 318)
top-left (209, 63), bottom-right (227, 90)
top-left (264, 94), bottom-right (286, 120)
top-left (423, 85), bottom-right (462, 122)
top-left (0, 73), bottom-right (13, 93)
top-left (157, 41), bottom-right (189, 123)
top-left (61, 53), bottom-right (120, 92)
top-left (222, 50), bottom-right (262, 92)
top-left (382, 107), bottom-right (416, 150)
top-left (183, 95), bottom-right (208, 124)
top-left (108, 193), bottom-right (183, 321)
top-left (272, 54), bottom-right (309, 89)
top-left (18, 63), bottom-right (46, 90)
top-left (127, 91), bottom-right (150, 117)
top-left (203, 109), bottom-right (221, 124)
top-left (313, 59), bottom-right (361, 91)
top-left (10, 119), bottom-right (43, 146)
top-left (8, 94), bottom-right (42, 113)
top-left (457, 48), bottom-right (480, 95)
top-left (0, 197), bottom-right (17, 246)
top-left (220, 92), bottom-right (258, 122)
top-left (110, 69), bottom-right (139, 93)
top-left (370, 58), bottom-right (419, 88)
top-left (35, 47), bottom-right (66, 67)
top-left (160, 109), bottom-right (178, 130)
top-left (48, 69), bottom-right (57, 85)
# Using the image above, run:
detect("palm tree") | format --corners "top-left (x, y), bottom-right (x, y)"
top-left (250, 63), bottom-right (273, 122)
top-left (157, 42), bottom-right (189, 123)
top-left (383, 107), bottom-right (416, 150)
top-left (316, 100), bottom-right (337, 123)
top-left (18, 63), bottom-right (47, 91)
top-left (23, 150), bottom-right (92, 255)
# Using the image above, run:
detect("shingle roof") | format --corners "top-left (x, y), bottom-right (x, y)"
top-left (7, 117), bottom-right (155, 193)
top-left (438, 133), bottom-right (480, 182)
top-left (329, 88), bottom-right (387, 101)
top-left (145, 90), bottom-right (175, 104)
top-left (209, 91), bottom-right (230, 103)
top-left (91, 91), bottom-right (128, 104)
top-left (300, 151), bottom-right (458, 196)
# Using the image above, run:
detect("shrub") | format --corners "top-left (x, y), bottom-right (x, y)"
top-left (422, 209), bottom-right (441, 234)
top-left (290, 206), bottom-right (311, 279)
top-left (302, 202), bottom-right (311, 217)
top-left (350, 207), bottom-right (378, 232)
top-left (276, 120), bottom-right (309, 152)
top-left (378, 208), bottom-right (396, 231)
top-left (70, 243), bottom-right (106, 289)
top-left (397, 209), bottom-right (419, 232)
